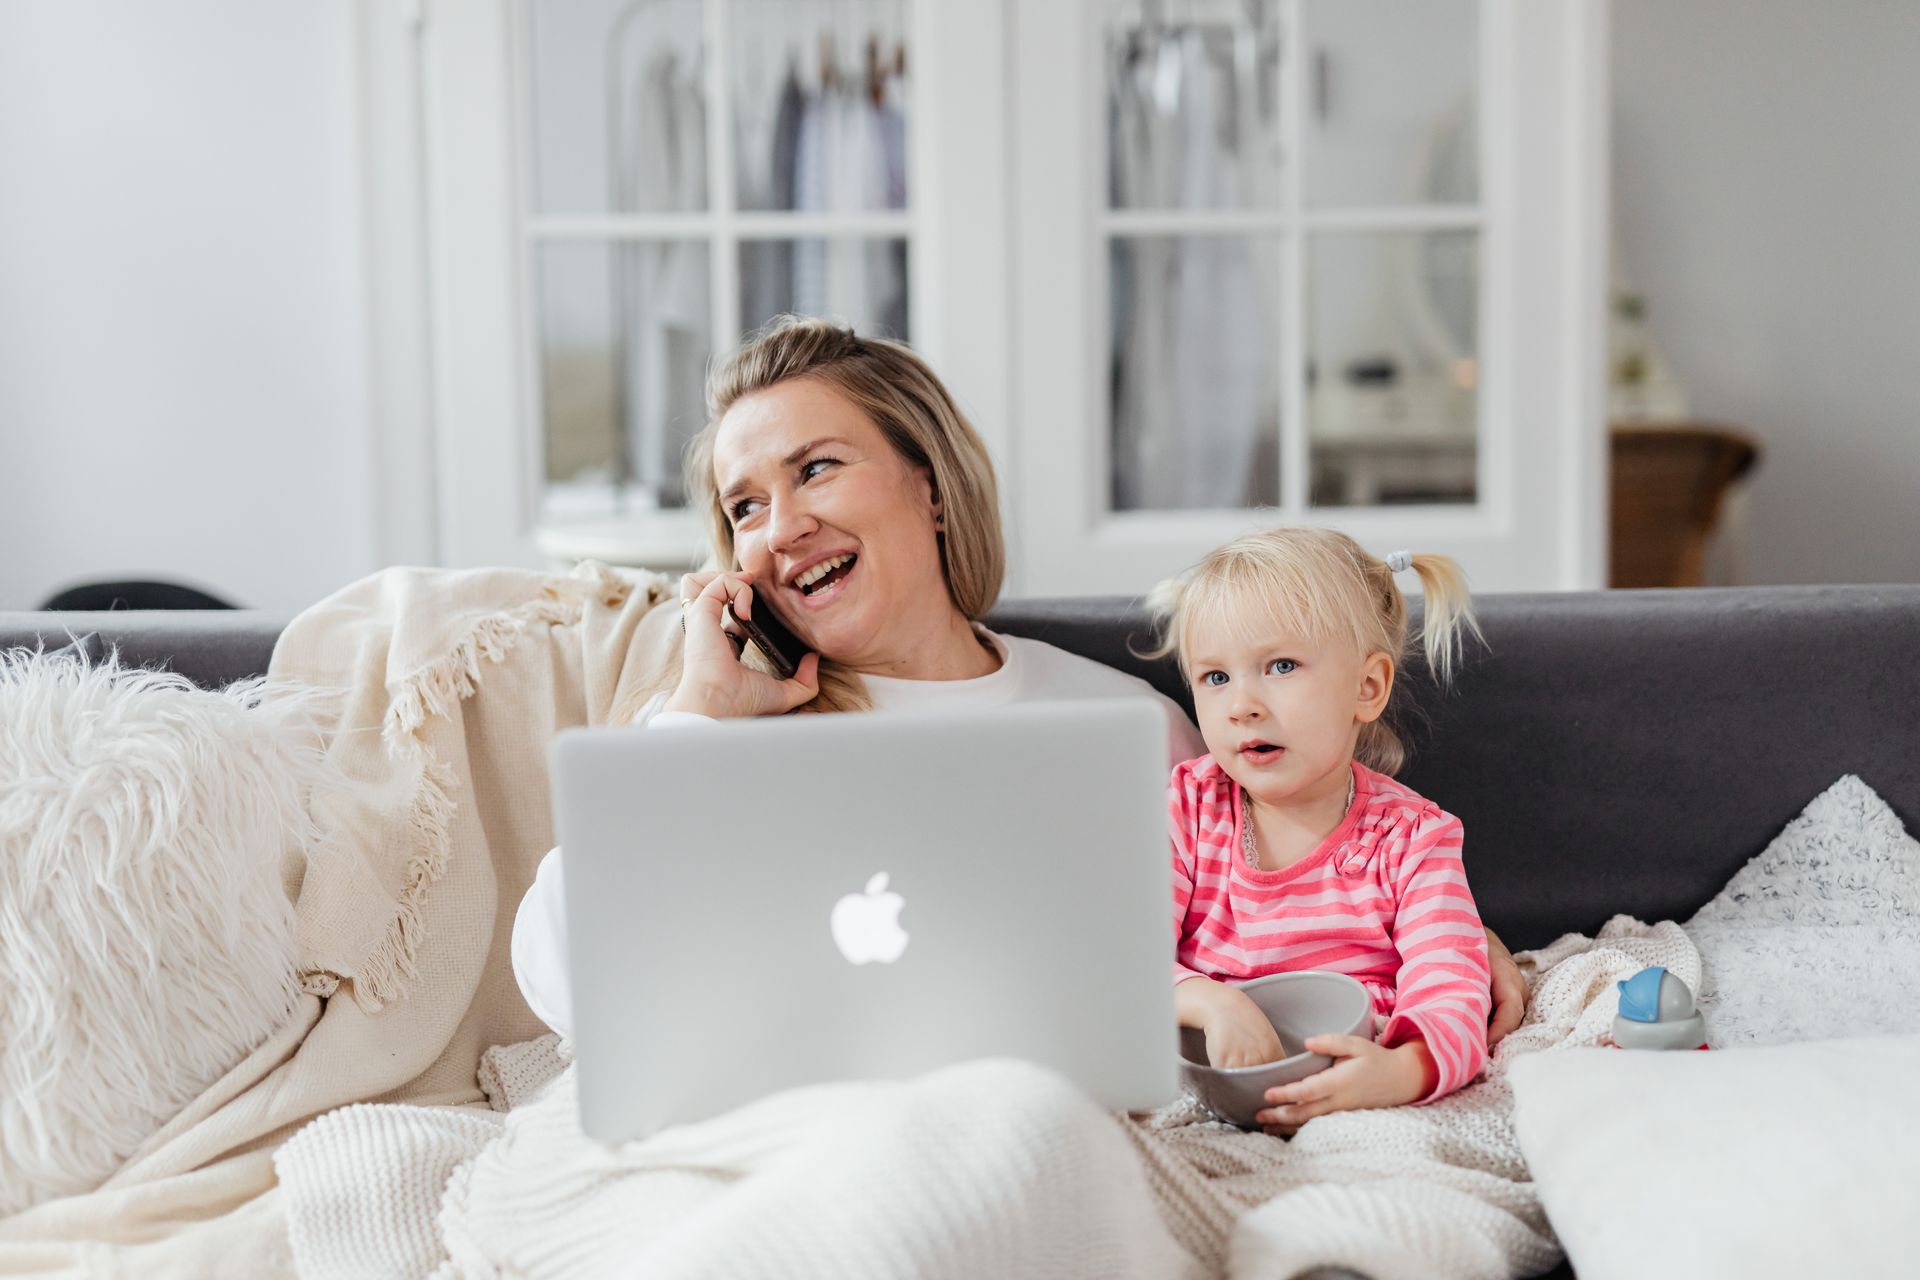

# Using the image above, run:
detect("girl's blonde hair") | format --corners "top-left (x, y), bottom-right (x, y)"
top-left (624, 316), bottom-right (1005, 719)
top-left (1144, 527), bottom-right (1482, 775)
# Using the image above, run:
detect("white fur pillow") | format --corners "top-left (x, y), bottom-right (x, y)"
top-left (0, 648), bottom-right (332, 1214)
top-left (1683, 774), bottom-right (1920, 1047)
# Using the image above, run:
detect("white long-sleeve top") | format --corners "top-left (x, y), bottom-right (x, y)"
top-left (511, 629), bottom-right (1205, 1038)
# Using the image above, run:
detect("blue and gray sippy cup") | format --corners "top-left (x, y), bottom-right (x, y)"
top-left (1611, 966), bottom-right (1709, 1050)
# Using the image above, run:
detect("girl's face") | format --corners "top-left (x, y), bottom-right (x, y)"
top-left (1184, 615), bottom-right (1394, 809)
top-left (711, 378), bottom-right (952, 670)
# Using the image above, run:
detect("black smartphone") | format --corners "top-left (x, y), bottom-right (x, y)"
top-left (722, 595), bottom-right (809, 680)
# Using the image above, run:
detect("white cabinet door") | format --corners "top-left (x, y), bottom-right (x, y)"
top-left (1008, 0), bottom-right (1609, 596)
top-left (387, 0), bottom-right (1012, 574)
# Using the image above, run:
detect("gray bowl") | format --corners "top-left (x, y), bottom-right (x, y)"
top-left (1177, 971), bottom-right (1375, 1129)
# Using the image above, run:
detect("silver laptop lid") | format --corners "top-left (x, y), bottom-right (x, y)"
top-left (552, 698), bottom-right (1178, 1141)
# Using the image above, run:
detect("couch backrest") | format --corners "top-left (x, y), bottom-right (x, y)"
top-left (9, 584), bottom-right (1918, 949)
top-left (991, 585), bottom-right (1920, 949)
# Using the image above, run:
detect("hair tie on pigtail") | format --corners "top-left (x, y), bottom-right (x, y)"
top-left (1384, 549), bottom-right (1412, 574)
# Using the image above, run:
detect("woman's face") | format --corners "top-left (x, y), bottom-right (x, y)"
top-left (711, 377), bottom-right (951, 668)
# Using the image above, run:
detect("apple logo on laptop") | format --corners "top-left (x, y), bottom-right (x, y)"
top-left (830, 872), bottom-right (909, 965)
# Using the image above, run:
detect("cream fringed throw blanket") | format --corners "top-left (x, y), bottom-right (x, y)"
top-left (271, 919), bottom-right (1700, 1280)
top-left (0, 563), bottom-right (678, 1278)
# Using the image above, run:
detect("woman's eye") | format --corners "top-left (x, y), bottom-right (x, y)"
top-left (729, 498), bottom-right (762, 523)
top-left (1201, 671), bottom-right (1229, 687)
top-left (800, 456), bottom-right (840, 482)
top-left (1266, 659), bottom-right (1298, 676)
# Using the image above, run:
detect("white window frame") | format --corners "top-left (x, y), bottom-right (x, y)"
top-left (1010, 0), bottom-right (1609, 595)
top-left (364, 0), bottom-right (1013, 574)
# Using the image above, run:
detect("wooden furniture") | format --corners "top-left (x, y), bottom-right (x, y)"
top-left (1609, 424), bottom-right (1760, 588)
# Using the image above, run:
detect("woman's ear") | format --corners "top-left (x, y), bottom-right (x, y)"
top-left (924, 471), bottom-right (944, 528)
top-left (1354, 652), bottom-right (1395, 725)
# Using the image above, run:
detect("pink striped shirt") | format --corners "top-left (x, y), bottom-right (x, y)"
top-left (1170, 755), bottom-right (1492, 1102)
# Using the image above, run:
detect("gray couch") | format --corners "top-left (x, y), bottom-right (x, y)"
top-left (7, 584), bottom-right (1919, 1277)
top-left (9, 584), bottom-right (1917, 951)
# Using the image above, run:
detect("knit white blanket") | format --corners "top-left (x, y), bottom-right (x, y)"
top-left (276, 919), bottom-right (1698, 1280)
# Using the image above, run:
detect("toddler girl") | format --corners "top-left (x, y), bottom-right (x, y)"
top-left (1149, 528), bottom-right (1492, 1132)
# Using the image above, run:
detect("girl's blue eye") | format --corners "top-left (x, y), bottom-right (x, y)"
top-left (1202, 671), bottom-right (1229, 687)
top-left (1266, 658), bottom-right (1298, 676)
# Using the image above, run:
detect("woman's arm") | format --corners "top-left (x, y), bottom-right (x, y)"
top-left (1484, 927), bottom-right (1527, 1045)
top-left (511, 846), bottom-right (574, 1039)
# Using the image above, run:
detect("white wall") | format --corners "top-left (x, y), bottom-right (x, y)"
top-left (1613, 0), bottom-right (1920, 586)
top-left (0, 2), bottom-right (377, 612)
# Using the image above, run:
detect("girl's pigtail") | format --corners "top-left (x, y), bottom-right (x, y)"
top-left (1405, 553), bottom-right (1484, 685)
top-left (1136, 571), bottom-right (1182, 667)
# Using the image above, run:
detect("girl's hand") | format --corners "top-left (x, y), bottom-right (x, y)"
top-left (1253, 1034), bottom-right (1436, 1136)
top-left (1201, 986), bottom-right (1290, 1070)
top-left (663, 570), bottom-right (820, 720)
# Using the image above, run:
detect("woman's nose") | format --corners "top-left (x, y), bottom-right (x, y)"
top-left (764, 495), bottom-right (818, 553)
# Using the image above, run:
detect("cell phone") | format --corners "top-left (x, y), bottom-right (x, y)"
top-left (722, 595), bottom-right (809, 680)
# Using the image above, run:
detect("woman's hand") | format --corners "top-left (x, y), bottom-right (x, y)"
top-left (663, 570), bottom-right (820, 719)
top-left (1484, 926), bottom-right (1527, 1046)
top-left (1254, 1034), bottom-right (1435, 1136)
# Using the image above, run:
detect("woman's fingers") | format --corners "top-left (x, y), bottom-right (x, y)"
top-left (773, 651), bottom-right (821, 710)
top-left (687, 571), bottom-right (752, 625)
top-left (1484, 926), bottom-right (1527, 1046)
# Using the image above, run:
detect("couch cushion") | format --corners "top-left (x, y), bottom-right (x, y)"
top-left (991, 585), bottom-right (1920, 950)
top-left (0, 610), bottom-right (289, 691)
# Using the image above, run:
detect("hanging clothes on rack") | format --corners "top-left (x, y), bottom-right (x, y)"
top-left (614, 42), bottom-right (709, 505)
top-left (781, 18), bottom-right (909, 337)
top-left (1108, 20), bottom-right (1280, 510)
top-left (740, 61), bottom-right (807, 336)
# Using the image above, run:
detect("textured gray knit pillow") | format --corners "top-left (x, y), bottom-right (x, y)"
top-left (1685, 775), bottom-right (1920, 1048)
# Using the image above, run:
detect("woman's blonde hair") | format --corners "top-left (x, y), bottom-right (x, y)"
top-left (627, 317), bottom-right (1005, 718)
top-left (1144, 527), bottom-right (1482, 775)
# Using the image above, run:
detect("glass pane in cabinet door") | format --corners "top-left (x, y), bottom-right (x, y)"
top-left (1110, 236), bottom-right (1281, 511)
top-left (536, 241), bottom-right (713, 510)
top-left (740, 238), bottom-right (909, 341)
top-left (732, 0), bottom-right (910, 212)
top-left (1105, 0), bottom-right (1285, 210)
top-left (1303, 0), bottom-right (1477, 208)
top-left (1307, 231), bottom-right (1477, 507)
top-left (527, 0), bottom-right (708, 214)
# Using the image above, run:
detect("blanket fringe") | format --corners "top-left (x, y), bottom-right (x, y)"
top-left (351, 566), bottom-right (637, 1007)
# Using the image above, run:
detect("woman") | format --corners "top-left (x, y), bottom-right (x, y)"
top-left (512, 317), bottom-right (1527, 1044)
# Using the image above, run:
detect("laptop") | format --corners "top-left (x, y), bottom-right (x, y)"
top-left (550, 698), bottom-right (1179, 1141)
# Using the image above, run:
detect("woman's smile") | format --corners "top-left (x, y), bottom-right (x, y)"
top-left (785, 551), bottom-right (859, 610)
